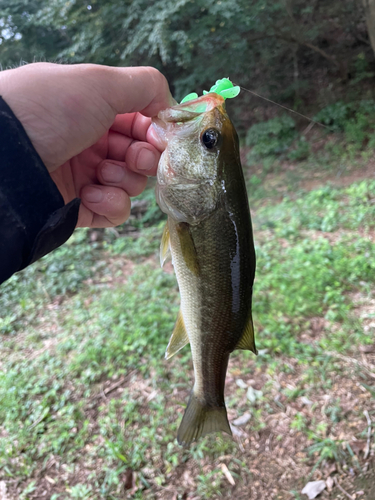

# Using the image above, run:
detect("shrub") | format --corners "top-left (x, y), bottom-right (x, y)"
top-left (245, 114), bottom-right (298, 161)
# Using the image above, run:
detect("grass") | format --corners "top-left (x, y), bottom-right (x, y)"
top-left (1, 173), bottom-right (375, 498)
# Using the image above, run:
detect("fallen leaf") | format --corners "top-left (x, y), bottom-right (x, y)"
top-left (359, 344), bottom-right (375, 353)
top-left (230, 424), bottom-right (248, 438)
top-left (123, 469), bottom-right (134, 490)
top-left (220, 463), bottom-right (235, 486)
top-left (0, 481), bottom-right (8, 500)
top-left (326, 476), bottom-right (334, 492)
top-left (123, 468), bottom-right (138, 495)
top-left (301, 480), bottom-right (326, 499)
top-left (182, 470), bottom-right (195, 488)
top-left (350, 440), bottom-right (367, 455)
top-left (232, 412), bottom-right (251, 426)
top-left (326, 463), bottom-right (337, 475)
top-left (236, 379), bottom-right (248, 389)
top-left (247, 387), bottom-right (263, 403)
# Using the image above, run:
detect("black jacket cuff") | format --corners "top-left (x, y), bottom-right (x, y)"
top-left (0, 96), bottom-right (80, 284)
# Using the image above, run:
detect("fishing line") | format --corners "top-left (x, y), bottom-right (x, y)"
top-left (234, 83), bottom-right (334, 132)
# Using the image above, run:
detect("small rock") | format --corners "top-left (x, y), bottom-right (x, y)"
top-left (301, 480), bottom-right (326, 499)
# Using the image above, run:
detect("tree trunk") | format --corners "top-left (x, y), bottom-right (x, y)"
top-left (363, 0), bottom-right (375, 58)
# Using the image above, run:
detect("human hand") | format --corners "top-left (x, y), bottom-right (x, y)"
top-left (0, 63), bottom-right (174, 227)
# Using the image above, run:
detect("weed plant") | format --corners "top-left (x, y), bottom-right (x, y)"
top-left (1, 174), bottom-right (375, 496)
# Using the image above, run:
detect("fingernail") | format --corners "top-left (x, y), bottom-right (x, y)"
top-left (101, 163), bottom-right (124, 183)
top-left (137, 149), bottom-right (156, 170)
top-left (84, 187), bottom-right (103, 203)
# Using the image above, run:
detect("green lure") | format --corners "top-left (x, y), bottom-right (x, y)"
top-left (180, 78), bottom-right (240, 104)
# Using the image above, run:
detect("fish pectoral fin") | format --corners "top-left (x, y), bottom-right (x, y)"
top-left (177, 394), bottom-right (232, 447)
top-left (165, 310), bottom-right (189, 360)
top-left (235, 312), bottom-right (257, 354)
top-left (176, 222), bottom-right (200, 276)
top-left (160, 221), bottom-right (171, 267)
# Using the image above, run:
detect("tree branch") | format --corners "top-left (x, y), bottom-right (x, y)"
top-left (246, 28), bottom-right (346, 75)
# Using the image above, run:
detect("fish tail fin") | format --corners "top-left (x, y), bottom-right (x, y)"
top-left (177, 394), bottom-right (232, 447)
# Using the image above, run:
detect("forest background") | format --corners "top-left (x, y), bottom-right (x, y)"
top-left (2, 1), bottom-right (375, 500)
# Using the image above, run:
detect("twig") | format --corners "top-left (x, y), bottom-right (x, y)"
top-left (364, 410), bottom-right (372, 460)
top-left (29, 411), bottom-right (49, 430)
top-left (325, 351), bottom-right (375, 377)
top-left (334, 477), bottom-right (354, 500)
top-left (90, 370), bottom-right (136, 401)
top-left (302, 121), bottom-right (315, 136)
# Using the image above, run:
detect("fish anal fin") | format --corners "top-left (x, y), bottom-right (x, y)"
top-left (176, 222), bottom-right (200, 276)
top-left (160, 221), bottom-right (171, 267)
top-left (165, 310), bottom-right (189, 360)
top-left (177, 394), bottom-right (232, 447)
top-left (235, 312), bottom-right (257, 354)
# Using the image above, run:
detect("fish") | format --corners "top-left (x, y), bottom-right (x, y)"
top-left (152, 92), bottom-right (256, 446)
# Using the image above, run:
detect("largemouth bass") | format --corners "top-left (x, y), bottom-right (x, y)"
top-left (153, 92), bottom-right (256, 446)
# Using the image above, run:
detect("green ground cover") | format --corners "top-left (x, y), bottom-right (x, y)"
top-left (0, 175), bottom-right (375, 499)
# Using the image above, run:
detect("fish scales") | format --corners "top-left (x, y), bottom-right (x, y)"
top-left (153, 92), bottom-right (256, 446)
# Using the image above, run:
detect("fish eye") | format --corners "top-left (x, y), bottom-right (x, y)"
top-left (201, 128), bottom-right (220, 150)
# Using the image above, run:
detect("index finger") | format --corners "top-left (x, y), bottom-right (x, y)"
top-left (110, 113), bottom-right (151, 141)
top-left (110, 113), bottom-right (165, 151)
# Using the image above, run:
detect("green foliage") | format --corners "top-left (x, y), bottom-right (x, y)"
top-left (287, 137), bottom-right (310, 161)
top-left (246, 114), bottom-right (298, 162)
top-left (256, 180), bottom-right (375, 233)
top-left (307, 438), bottom-right (345, 462)
top-left (103, 187), bottom-right (166, 258)
top-left (314, 101), bottom-right (352, 131)
top-left (314, 99), bottom-right (375, 151)
top-left (107, 225), bottom-right (162, 259)
top-left (290, 412), bottom-right (307, 432)
top-left (0, 0), bottom-right (369, 106)
top-left (350, 52), bottom-right (375, 86)
top-left (132, 188), bottom-right (166, 228)
top-left (0, 229), bottom-right (99, 334)
top-left (69, 484), bottom-right (93, 499)
top-left (1, 176), bottom-right (375, 496)
top-left (251, 180), bottom-right (375, 364)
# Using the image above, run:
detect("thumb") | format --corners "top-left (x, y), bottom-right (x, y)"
top-left (92, 65), bottom-right (175, 117)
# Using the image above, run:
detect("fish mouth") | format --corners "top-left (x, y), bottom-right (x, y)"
top-left (160, 93), bottom-right (225, 124)
top-left (152, 93), bottom-right (227, 145)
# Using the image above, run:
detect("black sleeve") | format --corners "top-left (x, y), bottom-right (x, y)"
top-left (0, 96), bottom-right (80, 285)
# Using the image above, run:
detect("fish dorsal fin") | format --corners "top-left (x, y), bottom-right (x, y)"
top-left (176, 222), bottom-right (200, 276)
top-left (165, 310), bottom-right (190, 360)
top-left (160, 221), bottom-right (171, 267)
top-left (235, 312), bottom-right (257, 354)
